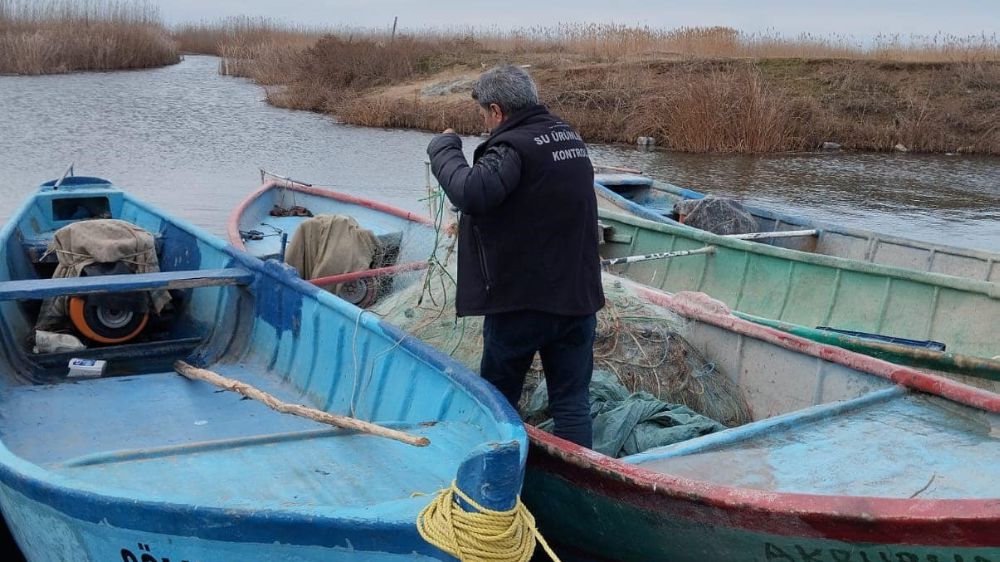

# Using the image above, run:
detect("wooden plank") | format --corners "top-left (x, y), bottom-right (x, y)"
top-left (0, 268), bottom-right (253, 301)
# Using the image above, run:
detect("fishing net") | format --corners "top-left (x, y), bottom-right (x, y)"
top-left (674, 196), bottom-right (758, 235)
top-left (369, 205), bottom-right (754, 430)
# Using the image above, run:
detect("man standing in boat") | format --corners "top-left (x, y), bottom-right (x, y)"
top-left (426, 65), bottom-right (604, 448)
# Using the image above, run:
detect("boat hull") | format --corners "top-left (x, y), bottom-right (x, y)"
top-left (0, 479), bottom-right (445, 562)
top-left (524, 448), bottom-right (1000, 562)
top-left (517, 284), bottom-right (1000, 562)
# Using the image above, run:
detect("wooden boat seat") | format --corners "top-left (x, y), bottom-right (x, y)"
top-left (0, 268), bottom-right (253, 301)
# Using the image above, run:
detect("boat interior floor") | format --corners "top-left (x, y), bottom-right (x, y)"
top-left (629, 388), bottom-right (1000, 500)
top-left (0, 365), bottom-right (485, 518)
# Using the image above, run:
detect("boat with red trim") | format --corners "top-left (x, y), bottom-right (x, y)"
top-left (522, 278), bottom-right (1000, 562)
top-left (228, 171), bottom-right (437, 307)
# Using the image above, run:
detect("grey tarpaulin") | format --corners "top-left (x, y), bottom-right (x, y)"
top-left (284, 215), bottom-right (380, 294)
top-left (35, 219), bottom-right (170, 331)
top-left (523, 370), bottom-right (727, 458)
top-left (674, 196), bottom-right (758, 235)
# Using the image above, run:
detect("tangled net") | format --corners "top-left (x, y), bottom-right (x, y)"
top-left (372, 259), bottom-right (752, 429)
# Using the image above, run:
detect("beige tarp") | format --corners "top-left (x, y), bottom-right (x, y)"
top-left (35, 219), bottom-right (170, 331)
top-left (284, 215), bottom-right (379, 293)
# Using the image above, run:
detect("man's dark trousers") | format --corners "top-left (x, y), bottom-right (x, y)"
top-left (481, 310), bottom-right (596, 448)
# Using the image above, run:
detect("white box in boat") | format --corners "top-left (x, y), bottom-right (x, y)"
top-left (67, 358), bottom-right (106, 378)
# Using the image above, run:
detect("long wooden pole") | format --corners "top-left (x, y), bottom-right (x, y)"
top-left (174, 360), bottom-right (430, 447)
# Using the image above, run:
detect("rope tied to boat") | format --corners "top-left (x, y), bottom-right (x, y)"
top-left (417, 480), bottom-right (561, 562)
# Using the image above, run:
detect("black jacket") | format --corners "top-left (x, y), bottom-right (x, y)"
top-left (427, 105), bottom-right (604, 317)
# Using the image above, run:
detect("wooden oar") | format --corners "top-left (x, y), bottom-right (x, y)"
top-left (725, 229), bottom-right (818, 241)
top-left (601, 245), bottom-right (715, 267)
top-left (174, 360), bottom-right (430, 447)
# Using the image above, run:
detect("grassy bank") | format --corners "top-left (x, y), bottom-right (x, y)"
top-left (205, 24), bottom-right (1000, 155)
top-left (0, 0), bottom-right (178, 75)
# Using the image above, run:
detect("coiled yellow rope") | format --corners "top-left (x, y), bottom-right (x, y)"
top-left (417, 481), bottom-right (562, 562)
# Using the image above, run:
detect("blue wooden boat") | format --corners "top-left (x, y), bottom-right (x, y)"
top-left (594, 170), bottom-right (1000, 283)
top-left (229, 174), bottom-right (436, 307)
top-left (0, 176), bottom-right (527, 561)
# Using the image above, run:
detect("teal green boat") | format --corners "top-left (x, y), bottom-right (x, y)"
top-left (597, 208), bottom-right (1000, 382)
top-left (594, 170), bottom-right (1000, 284)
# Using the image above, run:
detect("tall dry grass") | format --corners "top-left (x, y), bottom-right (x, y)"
top-left (173, 17), bottom-right (326, 85)
top-left (422, 24), bottom-right (1000, 63)
top-left (193, 21), bottom-right (999, 153)
top-left (0, 0), bottom-right (178, 74)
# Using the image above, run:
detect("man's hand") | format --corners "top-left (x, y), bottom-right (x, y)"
top-left (442, 128), bottom-right (454, 134)
top-left (444, 221), bottom-right (458, 238)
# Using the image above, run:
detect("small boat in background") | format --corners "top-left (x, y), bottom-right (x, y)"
top-left (597, 208), bottom-right (1000, 383)
top-left (594, 169), bottom-right (1000, 284)
top-left (0, 175), bottom-right (526, 561)
top-left (523, 278), bottom-right (1000, 562)
top-left (229, 171), bottom-right (437, 307)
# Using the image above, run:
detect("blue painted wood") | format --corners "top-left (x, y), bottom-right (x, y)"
top-left (0, 268), bottom-right (253, 301)
top-left (0, 176), bottom-right (528, 561)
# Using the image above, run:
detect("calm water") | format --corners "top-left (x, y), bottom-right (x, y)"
top-left (2, 55), bottom-right (999, 251)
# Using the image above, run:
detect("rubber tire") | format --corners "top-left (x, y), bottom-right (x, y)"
top-left (69, 297), bottom-right (149, 344)
top-left (337, 277), bottom-right (379, 309)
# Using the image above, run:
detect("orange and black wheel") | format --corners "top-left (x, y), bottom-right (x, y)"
top-left (69, 296), bottom-right (149, 344)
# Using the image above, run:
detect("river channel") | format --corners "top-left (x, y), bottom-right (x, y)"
top-left (2, 55), bottom-right (999, 251)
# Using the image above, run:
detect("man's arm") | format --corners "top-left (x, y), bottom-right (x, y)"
top-left (427, 133), bottom-right (521, 215)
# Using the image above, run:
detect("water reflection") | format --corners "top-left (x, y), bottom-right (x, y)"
top-left (0, 55), bottom-right (444, 235)
top-left (1, 55), bottom-right (998, 252)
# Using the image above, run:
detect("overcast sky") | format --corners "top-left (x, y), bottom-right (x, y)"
top-left (156, 0), bottom-right (1000, 39)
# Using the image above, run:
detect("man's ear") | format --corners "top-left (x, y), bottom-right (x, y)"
top-left (490, 103), bottom-right (503, 120)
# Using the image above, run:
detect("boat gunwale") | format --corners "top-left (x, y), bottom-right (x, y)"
top-left (598, 207), bottom-right (1000, 299)
top-left (0, 181), bottom-right (527, 546)
top-left (227, 179), bottom-right (435, 253)
top-left (526, 277), bottom-right (1000, 547)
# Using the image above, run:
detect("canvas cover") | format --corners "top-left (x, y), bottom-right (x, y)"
top-left (35, 219), bottom-right (170, 332)
top-left (284, 215), bottom-right (380, 293)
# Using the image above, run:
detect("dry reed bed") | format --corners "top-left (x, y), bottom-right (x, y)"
top-left (213, 25), bottom-right (999, 154)
top-left (0, 0), bottom-right (178, 74)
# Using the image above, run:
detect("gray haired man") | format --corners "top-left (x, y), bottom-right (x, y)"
top-left (426, 65), bottom-right (604, 448)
